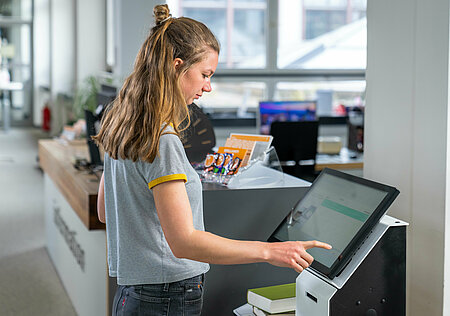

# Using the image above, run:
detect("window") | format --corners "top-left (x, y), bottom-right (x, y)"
top-left (278, 0), bottom-right (366, 69)
top-left (172, 0), bottom-right (267, 69)
top-left (198, 80), bottom-right (266, 114)
top-left (274, 80), bottom-right (365, 116)
top-left (167, 0), bottom-right (366, 115)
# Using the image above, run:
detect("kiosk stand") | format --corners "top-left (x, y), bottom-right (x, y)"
top-left (296, 215), bottom-right (407, 316)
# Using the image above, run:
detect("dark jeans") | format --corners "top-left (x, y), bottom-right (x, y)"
top-left (112, 274), bottom-right (205, 316)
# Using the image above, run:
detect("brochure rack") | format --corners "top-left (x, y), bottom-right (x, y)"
top-left (201, 146), bottom-right (285, 187)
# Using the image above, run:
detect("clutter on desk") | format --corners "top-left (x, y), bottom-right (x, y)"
top-left (317, 136), bottom-right (342, 154)
top-left (58, 119), bottom-right (87, 143)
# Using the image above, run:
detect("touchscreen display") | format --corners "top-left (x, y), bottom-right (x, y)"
top-left (269, 168), bottom-right (399, 279)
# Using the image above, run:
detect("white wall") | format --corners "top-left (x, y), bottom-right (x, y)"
top-left (50, 0), bottom-right (75, 97)
top-left (49, 0), bottom-right (75, 133)
top-left (112, 0), bottom-right (159, 80)
top-left (75, 0), bottom-right (106, 86)
top-left (365, 0), bottom-right (449, 314)
top-left (33, 0), bottom-right (50, 126)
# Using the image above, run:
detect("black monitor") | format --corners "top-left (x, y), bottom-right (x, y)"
top-left (84, 85), bottom-right (117, 168)
top-left (259, 100), bottom-right (317, 135)
top-left (84, 109), bottom-right (103, 168)
top-left (97, 84), bottom-right (116, 112)
top-left (270, 120), bottom-right (319, 179)
top-left (268, 168), bottom-right (399, 279)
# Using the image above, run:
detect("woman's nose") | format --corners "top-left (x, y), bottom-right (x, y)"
top-left (203, 80), bottom-right (212, 92)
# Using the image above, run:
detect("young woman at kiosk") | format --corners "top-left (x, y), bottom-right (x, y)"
top-left (94, 4), bottom-right (331, 315)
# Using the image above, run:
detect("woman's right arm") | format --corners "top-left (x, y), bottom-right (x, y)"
top-left (97, 172), bottom-right (106, 223)
top-left (153, 179), bottom-right (332, 273)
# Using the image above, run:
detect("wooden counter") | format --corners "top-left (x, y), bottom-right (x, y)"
top-left (38, 139), bottom-right (104, 230)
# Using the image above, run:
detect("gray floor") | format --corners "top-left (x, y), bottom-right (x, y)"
top-left (0, 128), bottom-right (77, 316)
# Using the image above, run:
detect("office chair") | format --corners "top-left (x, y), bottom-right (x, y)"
top-left (270, 121), bottom-right (319, 182)
top-left (181, 103), bottom-right (216, 164)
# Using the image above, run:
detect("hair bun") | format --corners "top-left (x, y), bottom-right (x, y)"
top-left (154, 4), bottom-right (171, 25)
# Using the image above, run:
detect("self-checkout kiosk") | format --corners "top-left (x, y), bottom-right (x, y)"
top-left (296, 215), bottom-right (407, 316)
top-left (268, 168), bottom-right (406, 316)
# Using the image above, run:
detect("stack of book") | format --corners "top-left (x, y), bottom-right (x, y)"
top-left (246, 283), bottom-right (296, 316)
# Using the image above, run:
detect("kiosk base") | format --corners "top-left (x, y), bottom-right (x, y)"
top-left (296, 215), bottom-right (406, 316)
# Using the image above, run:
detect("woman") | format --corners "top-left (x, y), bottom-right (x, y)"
top-left (94, 4), bottom-right (331, 316)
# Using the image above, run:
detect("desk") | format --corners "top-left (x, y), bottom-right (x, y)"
top-left (1, 81), bottom-right (23, 132)
top-left (39, 139), bottom-right (103, 229)
top-left (39, 139), bottom-right (110, 316)
top-left (315, 147), bottom-right (363, 171)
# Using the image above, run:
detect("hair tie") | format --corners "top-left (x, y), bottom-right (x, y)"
top-left (159, 15), bottom-right (172, 25)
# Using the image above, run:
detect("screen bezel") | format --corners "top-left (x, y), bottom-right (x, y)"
top-left (268, 168), bottom-right (399, 279)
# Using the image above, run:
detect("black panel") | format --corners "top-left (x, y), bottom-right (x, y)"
top-left (330, 226), bottom-right (406, 316)
top-left (201, 186), bottom-right (310, 315)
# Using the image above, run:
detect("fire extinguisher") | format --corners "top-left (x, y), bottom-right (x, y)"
top-left (42, 102), bottom-right (51, 132)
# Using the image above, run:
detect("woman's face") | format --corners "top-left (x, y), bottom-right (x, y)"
top-left (178, 49), bottom-right (218, 105)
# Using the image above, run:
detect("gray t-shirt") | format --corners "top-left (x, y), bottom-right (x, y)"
top-left (103, 129), bottom-right (209, 285)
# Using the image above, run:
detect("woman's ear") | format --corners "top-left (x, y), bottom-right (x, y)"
top-left (173, 58), bottom-right (183, 70)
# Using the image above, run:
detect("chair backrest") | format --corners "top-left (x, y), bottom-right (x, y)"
top-left (181, 103), bottom-right (216, 164)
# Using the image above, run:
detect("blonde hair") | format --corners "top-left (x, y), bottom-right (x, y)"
top-left (93, 4), bottom-right (220, 163)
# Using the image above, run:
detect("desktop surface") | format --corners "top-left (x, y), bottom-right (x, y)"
top-left (316, 147), bottom-right (363, 171)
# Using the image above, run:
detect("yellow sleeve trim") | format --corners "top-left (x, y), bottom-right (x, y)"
top-left (148, 174), bottom-right (187, 189)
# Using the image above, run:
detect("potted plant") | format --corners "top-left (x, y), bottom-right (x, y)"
top-left (72, 75), bottom-right (100, 120)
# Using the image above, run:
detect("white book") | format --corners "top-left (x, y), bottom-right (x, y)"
top-left (233, 303), bottom-right (255, 316)
top-left (253, 306), bottom-right (295, 316)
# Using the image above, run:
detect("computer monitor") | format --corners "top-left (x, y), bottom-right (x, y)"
top-left (270, 121), bottom-right (319, 180)
top-left (84, 86), bottom-right (117, 168)
top-left (258, 100), bottom-right (317, 135)
top-left (96, 84), bottom-right (116, 113)
top-left (84, 109), bottom-right (103, 168)
top-left (269, 168), bottom-right (399, 279)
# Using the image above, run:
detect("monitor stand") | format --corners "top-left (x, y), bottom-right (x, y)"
top-left (296, 215), bottom-right (407, 316)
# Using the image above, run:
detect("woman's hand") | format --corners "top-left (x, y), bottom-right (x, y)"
top-left (264, 240), bottom-right (332, 273)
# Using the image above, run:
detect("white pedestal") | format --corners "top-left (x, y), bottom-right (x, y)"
top-left (44, 174), bottom-right (108, 316)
